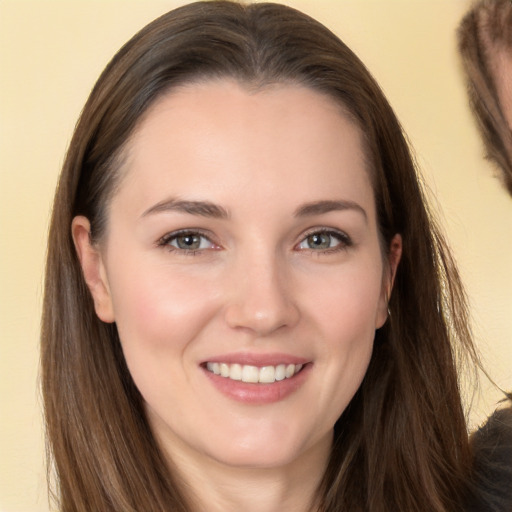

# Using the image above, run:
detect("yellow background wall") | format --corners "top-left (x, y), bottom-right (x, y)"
top-left (1, 1), bottom-right (510, 510)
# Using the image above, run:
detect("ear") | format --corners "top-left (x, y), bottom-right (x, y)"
top-left (71, 216), bottom-right (115, 323)
top-left (376, 234), bottom-right (402, 328)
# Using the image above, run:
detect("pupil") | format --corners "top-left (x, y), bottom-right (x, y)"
top-left (178, 234), bottom-right (200, 249)
top-left (308, 233), bottom-right (329, 249)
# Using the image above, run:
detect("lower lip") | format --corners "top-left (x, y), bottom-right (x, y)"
top-left (201, 364), bottom-right (311, 404)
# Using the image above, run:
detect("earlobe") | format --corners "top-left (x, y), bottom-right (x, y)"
top-left (71, 216), bottom-right (115, 323)
top-left (376, 234), bottom-right (403, 328)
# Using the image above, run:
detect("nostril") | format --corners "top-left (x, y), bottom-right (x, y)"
top-left (224, 303), bottom-right (298, 336)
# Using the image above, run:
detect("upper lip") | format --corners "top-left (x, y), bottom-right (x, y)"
top-left (201, 352), bottom-right (310, 367)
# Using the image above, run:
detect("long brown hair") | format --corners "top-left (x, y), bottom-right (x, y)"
top-left (42, 2), bottom-right (477, 510)
top-left (458, 0), bottom-right (512, 196)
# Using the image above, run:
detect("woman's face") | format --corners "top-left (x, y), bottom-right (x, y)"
top-left (74, 80), bottom-right (400, 472)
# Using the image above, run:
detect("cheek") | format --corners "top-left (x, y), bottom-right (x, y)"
top-left (107, 259), bottom-right (221, 355)
top-left (322, 279), bottom-right (377, 378)
top-left (306, 260), bottom-right (384, 338)
top-left (106, 262), bottom-right (224, 411)
top-left (304, 262), bottom-right (382, 412)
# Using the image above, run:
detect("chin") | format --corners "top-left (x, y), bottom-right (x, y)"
top-left (203, 425), bottom-right (331, 471)
top-left (209, 444), bottom-right (304, 470)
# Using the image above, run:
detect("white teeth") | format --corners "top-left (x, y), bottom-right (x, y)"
top-left (220, 363), bottom-right (230, 377)
top-left (275, 364), bottom-right (286, 381)
top-left (259, 366), bottom-right (275, 383)
top-left (242, 365), bottom-right (259, 383)
top-left (206, 362), bottom-right (221, 375)
top-left (206, 362), bottom-right (304, 383)
top-left (230, 363), bottom-right (242, 381)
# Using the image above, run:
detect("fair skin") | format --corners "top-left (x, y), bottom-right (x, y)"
top-left (73, 80), bottom-right (401, 512)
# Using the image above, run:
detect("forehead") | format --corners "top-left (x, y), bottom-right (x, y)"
top-left (114, 80), bottom-right (374, 218)
top-left (131, 79), bottom-right (358, 144)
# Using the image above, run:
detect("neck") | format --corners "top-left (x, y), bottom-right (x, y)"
top-left (162, 433), bottom-right (332, 512)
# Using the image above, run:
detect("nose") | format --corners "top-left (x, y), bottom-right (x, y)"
top-left (224, 255), bottom-right (300, 336)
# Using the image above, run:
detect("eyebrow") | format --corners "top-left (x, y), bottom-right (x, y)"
top-left (141, 198), bottom-right (229, 219)
top-left (294, 200), bottom-right (368, 222)
top-left (141, 197), bottom-right (367, 221)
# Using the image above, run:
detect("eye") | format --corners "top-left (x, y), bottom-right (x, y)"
top-left (158, 230), bottom-right (218, 253)
top-left (297, 229), bottom-right (351, 251)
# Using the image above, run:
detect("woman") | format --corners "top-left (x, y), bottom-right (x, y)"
top-left (41, 2), bottom-right (502, 511)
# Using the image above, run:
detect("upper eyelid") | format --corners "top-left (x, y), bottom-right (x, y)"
top-left (294, 228), bottom-right (354, 254)
top-left (157, 228), bottom-right (217, 246)
top-left (294, 227), bottom-right (353, 253)
top-left (159, 228), bottom-right (214, 238)
top-left (299, 226), bottom-right (351, 241)
top-left (156, 226), bottom-right (351, 249)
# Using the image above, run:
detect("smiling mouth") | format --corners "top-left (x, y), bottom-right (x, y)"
top-left (205, 362), bottom-right (304, 384)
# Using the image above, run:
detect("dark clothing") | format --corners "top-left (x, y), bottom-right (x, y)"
top-left (469, 406), bottom-right (512, 512)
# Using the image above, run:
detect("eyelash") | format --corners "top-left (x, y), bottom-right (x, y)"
top-left (157, 228), bottom-right (352, 256)
top-left (157, 229), bottom-right (218, 256)
top-left (296, 228), bottom-right (352, 254)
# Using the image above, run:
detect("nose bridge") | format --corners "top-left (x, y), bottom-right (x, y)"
top-left (224, 245), bottom-right (299, 335)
